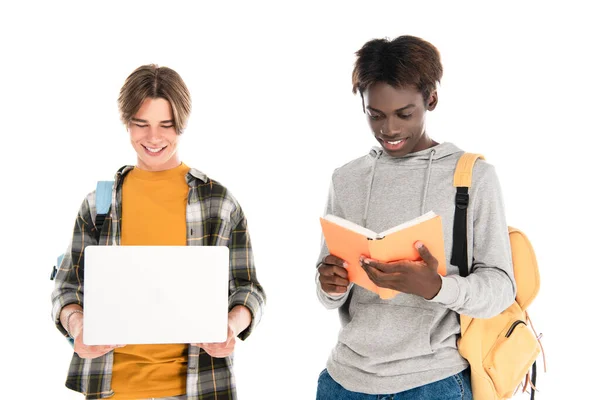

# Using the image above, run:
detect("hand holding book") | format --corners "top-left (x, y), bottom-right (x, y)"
top-left (319, 211), bottom-right (447, 299)
top-left (359, 241), bottom-right (443, 300)
top-left (318, 254), bottom-right (351, 296)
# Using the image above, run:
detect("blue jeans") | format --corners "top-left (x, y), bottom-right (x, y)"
top-left (316, 369), bottom-right (472, 400)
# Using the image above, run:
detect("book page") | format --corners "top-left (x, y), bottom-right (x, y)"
top-left (378, 211), bottom-right (437, 238)
top-left (323, 214), bottom-right (378, 239)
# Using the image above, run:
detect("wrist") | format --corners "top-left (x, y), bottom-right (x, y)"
top-left (425, 275), bottom-right (443, 300)
top-left (228, 305), bottom-right (251, 337)
top-left (66, 310), bottom-right (83, 338)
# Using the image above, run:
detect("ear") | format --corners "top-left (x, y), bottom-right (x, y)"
top-left (427, 91), bottom-right (438, 111)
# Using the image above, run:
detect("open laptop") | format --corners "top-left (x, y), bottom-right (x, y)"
top-left (83, 245), bottom-right (229, 345)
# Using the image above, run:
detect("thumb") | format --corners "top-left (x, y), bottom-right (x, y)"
top-left (415, 241), bottom-right (437, 269)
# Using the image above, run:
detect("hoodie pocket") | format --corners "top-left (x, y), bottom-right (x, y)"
top-left (338, 302), bottom-right (435, 361)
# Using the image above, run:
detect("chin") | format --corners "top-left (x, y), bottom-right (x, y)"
top-left (382, 148), bottom-right (409, 158)
top-left (137, 155), bottom-right (162, 167)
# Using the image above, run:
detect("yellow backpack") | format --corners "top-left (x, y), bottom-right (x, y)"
top-left (453, 153), bottom-right (545, 399)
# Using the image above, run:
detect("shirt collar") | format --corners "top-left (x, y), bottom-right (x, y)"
top-left (114, 165), bottom-right (208, 185)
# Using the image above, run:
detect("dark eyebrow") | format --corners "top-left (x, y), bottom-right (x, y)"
top-left (366, 104), bottom-right (416, 114)
top-left (131, 118), bottom-right (174, 124)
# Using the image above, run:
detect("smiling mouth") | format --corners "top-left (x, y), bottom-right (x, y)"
top-left (379, 137), bottom-right (408, 151)
top-left (142, 145), bottom-right (167, 154)
top-left (385, 139), bottom-right (404, 145)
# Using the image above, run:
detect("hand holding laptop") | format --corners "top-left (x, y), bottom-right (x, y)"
top-left (192, 305), bottom-right (251, 358)
top-left (67, 310), bottom-right (124, 359)
top-left (193, 325), bottom-right (236, 358)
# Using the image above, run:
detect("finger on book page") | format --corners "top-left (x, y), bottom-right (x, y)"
top-left (319, 264), bottom-right (349, 279)
top-left (321, 254), bottom-right (348, 267)
top-left (415, 241), bottom-right (438, 269)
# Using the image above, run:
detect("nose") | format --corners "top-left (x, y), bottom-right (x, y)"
top-left (146, 125), bottom-right (162, 142)
top-left (380, 117), bottom-right (402, 137)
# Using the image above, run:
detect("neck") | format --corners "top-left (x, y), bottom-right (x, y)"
top-left (137, 155), bottom-right (181, 172)
top-left (412, 133), bottom-right (437, 153)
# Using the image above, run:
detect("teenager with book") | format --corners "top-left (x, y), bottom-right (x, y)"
top-left (51, 65), bottom-right (265, 400)
top-left (316, 36), bottom-right (516, 399)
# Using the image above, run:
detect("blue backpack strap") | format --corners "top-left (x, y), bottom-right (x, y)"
top-left (51, 254), bottom-right (64, 280)
top-left (52, 181), bottom-right (114, 281)
top-left (94, 181), bottom-right (114, 243)
top-left (95, 181), bottom-right (113, 215)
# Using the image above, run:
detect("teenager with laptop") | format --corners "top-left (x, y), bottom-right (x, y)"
top-left (315, 36), bottom-right (516, 399)
top-left (51, 64), bottom-right (265, 400)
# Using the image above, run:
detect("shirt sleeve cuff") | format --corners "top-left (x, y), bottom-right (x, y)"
top-left (229, 290), bottom-right (263, 341)
top-left (426, 275), bottom-right (460, 305)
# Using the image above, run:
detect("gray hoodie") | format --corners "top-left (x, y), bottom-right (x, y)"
top-left (316, 142), bottom-right (516, 394)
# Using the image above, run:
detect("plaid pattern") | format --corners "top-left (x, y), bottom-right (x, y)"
top-left (51, 166), bottom-right (265, 400)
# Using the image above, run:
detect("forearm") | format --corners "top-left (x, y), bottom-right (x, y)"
top-left (428, 268), bottom-right (515, 318)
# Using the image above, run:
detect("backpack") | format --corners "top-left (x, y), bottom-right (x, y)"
top-left (50, 181), bottom-right (114, 281)
top-left (452, 153), bottom-right (545, 399)
top-left (50, 181), bottom-right (114, 346)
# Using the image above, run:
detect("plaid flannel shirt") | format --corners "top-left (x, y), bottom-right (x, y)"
top-left (51, 166), bottom-right (266, 400)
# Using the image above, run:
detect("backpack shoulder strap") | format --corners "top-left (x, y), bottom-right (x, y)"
top-left (94, 181), bottom-right (114, 243)
top-left (453, 153), bottom-right (485, 335)
top-left (52, 181), bottom-right (114, 281)
top-left (453, 153), bottom-right (485, 187)
top-left (95, 181), bottom-right (113, 214)
top-left (451, 153), bottom-right (485, 277)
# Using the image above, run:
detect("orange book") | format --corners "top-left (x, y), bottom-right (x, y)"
top-left (319, 211), bottom-right (446, 299)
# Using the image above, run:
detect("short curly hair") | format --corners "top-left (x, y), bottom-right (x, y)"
top-left (352, 35), bottom-right (443, 103)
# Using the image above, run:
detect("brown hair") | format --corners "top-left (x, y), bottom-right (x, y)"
top-left (118, 64), bottom-right (191, 134)
top-left (352, 35), bottom-right (443, 102)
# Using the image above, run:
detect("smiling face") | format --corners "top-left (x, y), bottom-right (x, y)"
top-left (364, 83), bottom-right (438, 158)
top-left (128, 97), bottom-right (181, 171)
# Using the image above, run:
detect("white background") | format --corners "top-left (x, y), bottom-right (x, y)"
top-left (1, 1), bottom-right (598, 399)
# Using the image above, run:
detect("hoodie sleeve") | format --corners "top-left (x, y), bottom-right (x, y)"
top-left (428, 163), bottom-right (516, 319)
top-left (316, 176), bottom-right (354, 309)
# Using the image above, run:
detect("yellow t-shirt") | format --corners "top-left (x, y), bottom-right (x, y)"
top-left (110, 162), bottom-right (190, 399)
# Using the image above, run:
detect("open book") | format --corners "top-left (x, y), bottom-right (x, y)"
top-left (319, 211), bottom-right (446, 299)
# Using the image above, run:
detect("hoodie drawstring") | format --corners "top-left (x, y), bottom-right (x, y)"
top-left (362, 150), bottom-right (382, 227)
top-left (421, 149), bottom-right (436, 215)
top-left (363, 147), bottom-right (437, 228)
